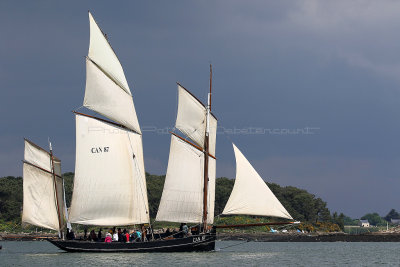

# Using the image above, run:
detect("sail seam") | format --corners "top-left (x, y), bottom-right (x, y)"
top-left (86, 56), bottom-right (131, 96)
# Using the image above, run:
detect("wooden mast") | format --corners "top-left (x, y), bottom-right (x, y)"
top-left (202, 64), bottom-right (212, 232)
top-left (49, 142), bottom-right (63, 239)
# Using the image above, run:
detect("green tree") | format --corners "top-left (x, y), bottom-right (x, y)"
top-left (0, 173), bottom-right (335, 226)
top-left (342, 215), bottom-right (358, 226)
top-left (0, 176), bottom-right (23, 222)
top-left (384, 209), bottom-right (400, 222)
top-left (361, 213), bottom-right (386, 226)
top-left (214, 177), bottom-right (234, 215)
top-left (145, 173), bottom-right (166, 218)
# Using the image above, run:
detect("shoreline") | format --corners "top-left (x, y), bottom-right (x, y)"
top-left (217, 232), bottom-right (400, 242)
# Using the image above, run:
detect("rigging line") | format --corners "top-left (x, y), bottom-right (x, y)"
top-left (126, 133), bottom-right (150, 220)
top-left (74, 105), bottom-right (84, 111)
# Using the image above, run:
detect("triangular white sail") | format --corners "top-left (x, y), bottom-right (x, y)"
top-left (175, 84), bottom-right (217, 153)
top-left (84, 58), bottom-right (141, 133)
top-left (69, 114), bottom-right (149, 225)
top-left (88, 12), bottom-right (130, 95)
top-left (156, 135), bottom-right (215, 224)
top-left (84, 12), bottom-right (141, 134)
top-left (222, 144), bottom-right (293, 220)
top-left (22, 140), bottom-right (65, 231)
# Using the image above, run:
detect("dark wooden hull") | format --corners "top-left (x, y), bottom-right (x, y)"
top-left (48, 233), bottom-right (216, 253)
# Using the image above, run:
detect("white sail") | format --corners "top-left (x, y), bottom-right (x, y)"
top-left (175, 85), bottom-right (207, 149)
top-left (84, 12), bottom-right (141, 134)
top-left (22, 140), bottom-right (65, 231)
top-left (24, 139), bottom-right (60, 174)
top-left (22, 164), bottom-right (62, 230)
top-left (69, 114), bottom-right (149, 226)
top-left (84, 57), bottom-right (141, 134)
top-left (88, 12), bottom-right (130, 95)
top-left (222, 144), bottom-right (293, 220)
top-left (208, 115), bottom-right (217, 156)
top-left (156, 135), bottom-right (215, 224)
top-left (207, 156), bottom-right (216, 224)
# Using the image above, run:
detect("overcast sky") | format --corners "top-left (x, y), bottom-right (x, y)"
top-left (2, 1), bottom-right (400, 218)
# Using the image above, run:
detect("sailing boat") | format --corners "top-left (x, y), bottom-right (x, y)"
top-left (48, 12), bottom-right (217, 252)
top-left (25, 12), bottom-right (295, 252)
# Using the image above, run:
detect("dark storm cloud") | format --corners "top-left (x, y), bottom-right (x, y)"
top-left (2, 1), bottom-right (400, 217)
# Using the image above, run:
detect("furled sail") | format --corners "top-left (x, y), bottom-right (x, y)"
top-left (222, 144), bottom-right (293, 220)
top-left (84, 12), bottom-right (141, 134)
top-left (156, 135), bottom-right (215, 224)
top-left (175, 84), bottom-right (217, 153)
top-left (22, 140), bottom-right (65, 231)
top-left (68, 114), bottom-right (149, 225)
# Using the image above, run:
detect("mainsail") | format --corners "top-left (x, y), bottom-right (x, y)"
top-left (69, 115), bottom-right (149, 225)
top-left (22, 139), bottom-right (65, 231)
top-left (222, 144), bottom-right (293, 220)
top-left (69, 12), bottom-right (149, 226)
top-left (156, 83), bottom-right (217, 224)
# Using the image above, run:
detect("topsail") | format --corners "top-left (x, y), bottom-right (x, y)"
top-left (84, 12), bottom-right (141, 134)
top-left (175, 84), bottom-right (217, 155)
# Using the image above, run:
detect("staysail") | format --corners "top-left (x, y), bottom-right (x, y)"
top-left (22, 139), bottom-right (65, 231)
top-left (222, 144), bottom-right (293, 220)
top-left (84, 12), bottom-right (141, 134)
top-left (68, 114), bottom-right (149, 226)
top-left (156, 83), bottom-right (217, 224)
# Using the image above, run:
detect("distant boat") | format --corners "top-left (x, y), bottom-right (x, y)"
top-left (23, 11), bottom-right (295, 253)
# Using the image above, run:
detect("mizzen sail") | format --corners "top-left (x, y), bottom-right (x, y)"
top-left (222, 144), bottom-right (293, 220)
top-left (22, 139), bottom-right (65, 231)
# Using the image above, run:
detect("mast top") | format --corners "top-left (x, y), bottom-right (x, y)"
top-left (209, 64), bottom-right (212, 111)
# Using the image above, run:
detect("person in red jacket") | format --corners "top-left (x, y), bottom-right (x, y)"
top-left (105, 233), bottom-right (112, 243)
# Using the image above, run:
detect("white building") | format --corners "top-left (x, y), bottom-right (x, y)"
top-left (358, 220), bottom-right (370, 227)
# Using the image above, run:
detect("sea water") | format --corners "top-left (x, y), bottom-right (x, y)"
top-left (1, 240), bottom-right (399, 266)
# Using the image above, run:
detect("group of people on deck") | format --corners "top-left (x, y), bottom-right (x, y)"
top-left (104, 227), bottom-right (147, 243)
top-left (66, 223), bottom-right (195, 242)
top-left (73, 225), bottom-right (149, 243)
